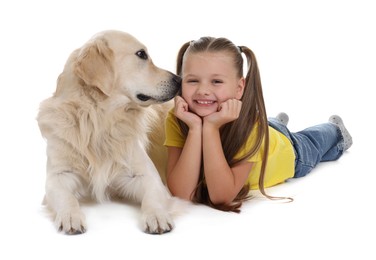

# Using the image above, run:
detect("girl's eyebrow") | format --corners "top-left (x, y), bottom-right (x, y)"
top-left (184, 74), bottom-right (197, 77)
top-left (212, 73), bottom-right (227, 77)
top-left (185, 73), bottom-right (227, 78)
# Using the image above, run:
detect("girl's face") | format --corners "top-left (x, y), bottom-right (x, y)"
top-left (181, 51), bottom-right (245, 117)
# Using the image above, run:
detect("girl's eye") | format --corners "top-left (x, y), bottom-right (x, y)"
top-left (213, 80), bottom-right (223, 84)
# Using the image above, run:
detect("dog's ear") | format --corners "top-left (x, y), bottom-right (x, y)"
top-left (74, 37), bottom-right (114, 96)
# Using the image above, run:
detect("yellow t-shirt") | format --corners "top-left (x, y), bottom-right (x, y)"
top-left (164, 110), bottom-right (296, 190)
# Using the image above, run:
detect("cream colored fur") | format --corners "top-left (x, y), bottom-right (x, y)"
top-left (37, 30), bottom-right (181, 234)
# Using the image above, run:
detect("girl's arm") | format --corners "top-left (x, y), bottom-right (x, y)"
top-left (166, 127), bottom-right (202, 200)
top-left (202, 124), bottom-right (253, 204)
top-left (203, 99), bottom-right (253, 204)
top-left (166, 96), bottom-right (203, 200)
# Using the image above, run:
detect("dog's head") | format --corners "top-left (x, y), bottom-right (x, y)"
top-left (73, 30), bottom-right (181, 106)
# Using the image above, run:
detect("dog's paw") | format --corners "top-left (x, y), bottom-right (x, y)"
top-left (55, 209), bottom-right (87, 235)
top-left (141, 211), bottom-right (175, 234)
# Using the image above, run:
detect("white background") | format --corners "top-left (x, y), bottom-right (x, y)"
top-left (1, 0), bottom-right (375, 259)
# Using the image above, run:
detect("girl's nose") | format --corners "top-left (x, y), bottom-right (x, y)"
top-left (196, 83), bottom-right (210, 95)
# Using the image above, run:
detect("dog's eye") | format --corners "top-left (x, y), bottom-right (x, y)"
top-left (135, 49), bottom-right (148, 60)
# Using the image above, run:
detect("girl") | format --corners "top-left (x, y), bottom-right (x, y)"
top-left (164, 37), bottom-right (352, 212)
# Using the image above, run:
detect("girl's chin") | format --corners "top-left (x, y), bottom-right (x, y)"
top-left (192, 108), bottom-right (217, 117)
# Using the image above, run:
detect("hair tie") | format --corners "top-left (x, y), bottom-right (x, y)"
top-left (238, 46), bottom-right (243, 53)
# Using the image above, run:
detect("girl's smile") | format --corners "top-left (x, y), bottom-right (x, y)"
top-left (195, 99), bottom-right (215, 105)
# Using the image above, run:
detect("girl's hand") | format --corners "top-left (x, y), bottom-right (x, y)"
top-left (174, 96), bottom-right (202, 129)
top-left (204, 99), bottom-right (242, 129)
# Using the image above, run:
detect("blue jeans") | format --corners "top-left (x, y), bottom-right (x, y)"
top-left (268, 117), bottom-right (344, 178)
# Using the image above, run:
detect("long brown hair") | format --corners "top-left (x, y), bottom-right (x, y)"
top-left (176, 37), bottom-right (271, 212)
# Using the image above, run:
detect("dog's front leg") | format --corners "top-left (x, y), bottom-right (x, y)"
top-left (45, 172), bottom-right (87, 235)
top-left (131, 141), bottom-right (175, 234)
top-left (140, 183), bottom-right (175, 234)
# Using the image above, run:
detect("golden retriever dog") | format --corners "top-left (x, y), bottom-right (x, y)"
top-left (37, 30), bottom-right (181, 235)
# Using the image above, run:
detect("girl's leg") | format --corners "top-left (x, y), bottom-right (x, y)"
top-left (290, 115), bottom-right (352, 178)
top-left (269, 114), bottom-right (352, 179)
top-left (329, 115), bottom-right (353, 151)
top-left (268, 112), bottom-right (291, 139)
top-left (291, 122), bottom-right (341, 178)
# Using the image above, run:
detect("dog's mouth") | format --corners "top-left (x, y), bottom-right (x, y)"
top-left (136, 93), bottom-right (175, 103)
top-left (137, 94), bottom-right (153, 102)
top-left (136, 76), bottom-right (181, 104)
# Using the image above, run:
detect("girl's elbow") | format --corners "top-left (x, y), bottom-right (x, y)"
top-left (170, 190), bottom-right (192, 201)
top-left (209, 193), bottom-right (233, 206)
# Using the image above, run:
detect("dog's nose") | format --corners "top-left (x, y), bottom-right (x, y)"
top-left (171, 73), bottom-right (181, 88)
top-left (172, 74), bottom-right (182, 85)
top-left (170, 74), bottom-right (181, 96)
top-left (171, 74), bottom-right (182, 93)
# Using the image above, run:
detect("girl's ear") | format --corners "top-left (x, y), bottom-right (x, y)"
top-left (235, 77), bottom-right (245, 99)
